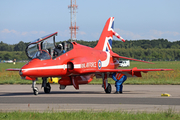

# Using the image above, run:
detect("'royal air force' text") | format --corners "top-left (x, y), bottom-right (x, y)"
top-left (81, 62), bottom-right (96, 68)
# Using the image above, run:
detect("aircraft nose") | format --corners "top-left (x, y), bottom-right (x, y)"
top-left (19, 69), bottom-right (23, 76)
top-left (19, 67), bottom-right (31, 76)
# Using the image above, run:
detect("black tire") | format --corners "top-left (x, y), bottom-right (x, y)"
top-left (33, 87), bottom-right (39, 95)
top-left (44, 83), bottom-right (51, 93)
top-left (105, 83), bottom-right (111, 94)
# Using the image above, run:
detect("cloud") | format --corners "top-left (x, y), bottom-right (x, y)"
top-left (57, 30), bottom-right (69, 37)
top-left (78, 31), bottom-right (86, 35)
top-left (114, 28), bottom-right (180, 41)
top-left (1, 28), bottom-right (179, 44)
top-left (149, 30), bottom-right (180, 37)
top-left (114, 28), bottom-right (143, 40)
top-left (1, 29), bottom-right (11, 33)
top-left (39, 31), bottom-right (46, 34)
top-left (1, 29), bottom-right (19, 34)
top-left (21, 32), bottom-right (28, 36)
top-left (91, 32), bottom-right (100, 39)
top-left (0, 29), bottom-right (49, 44)
top-left (147, 30), bottom-right (180, 41)
top-left (30, 31), bottom-right (39, 34)
top-left (1, 29), bottom-right (47, 36)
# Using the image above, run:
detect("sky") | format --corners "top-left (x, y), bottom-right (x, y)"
top-left (0, 0), bottom-right (180, 44)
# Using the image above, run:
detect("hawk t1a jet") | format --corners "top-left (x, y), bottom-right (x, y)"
top-left (7, 17), bottom-right (172, 95)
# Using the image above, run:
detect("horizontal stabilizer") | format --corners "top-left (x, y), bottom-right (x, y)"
top-left (113, 30), bottom-right (125, 42)
top-left (112, 53), bottom-right (154, 64)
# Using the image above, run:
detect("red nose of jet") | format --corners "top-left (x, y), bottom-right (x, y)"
top-left (19, 57), bottom-right (68, 78)
top-left (19, 59), bottom-right (40, 77)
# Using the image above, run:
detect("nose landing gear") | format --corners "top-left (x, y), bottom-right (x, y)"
top-left (31, 77), bottom-right (51, 95)
top-left (33, 87), bottom-right (39, 95)
top-left (32, 79), bottom-right (39, 95)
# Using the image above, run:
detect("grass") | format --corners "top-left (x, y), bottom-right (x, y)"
top-left (0, 61), bottom-right (180, 85)
top-left (0, 62), bottom-right (33, 84)
top-left (0, 109), bottom-right (180, 120)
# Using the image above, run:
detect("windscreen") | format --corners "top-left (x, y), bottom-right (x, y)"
top-left (33, 50), bottom-right (51, 60)
top-left (26, 44), bottom-right (39, 59)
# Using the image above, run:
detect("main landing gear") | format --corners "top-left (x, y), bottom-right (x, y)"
top-left (102, 73), bottom-right (112, 94)
top-left (31, 77), bottom-right (51, 95)
top-left (105, 83), bottom-right (111, 93)
top-left (42, 77), bottom-right (51, 94)
top-left (44, 83), bottom-right (51, 93)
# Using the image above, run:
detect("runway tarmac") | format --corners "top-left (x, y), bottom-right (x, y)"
top-left (0, 84), bottom-right (180, 112)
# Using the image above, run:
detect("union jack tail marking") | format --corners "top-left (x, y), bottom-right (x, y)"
top-left (94, 17), bottom-right (125, 52)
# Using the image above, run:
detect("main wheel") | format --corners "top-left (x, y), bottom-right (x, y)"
top-left (33, 87), bottom-right (39, 95)
top-left (44, 83), bottom-right (51, 93)
top-left (105, 83), bottom-right (111, 94)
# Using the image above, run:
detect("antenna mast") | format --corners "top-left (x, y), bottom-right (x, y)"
top-left (68, 0), bottom-right (79, 42)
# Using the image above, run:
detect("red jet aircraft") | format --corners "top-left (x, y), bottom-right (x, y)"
top-left (7, 17), bottom-right (172, 95)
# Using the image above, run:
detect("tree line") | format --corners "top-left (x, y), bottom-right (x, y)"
top-left (76, 39), bottom-right (180, 49)
top-left (0, 38), bottom-right (180, 61)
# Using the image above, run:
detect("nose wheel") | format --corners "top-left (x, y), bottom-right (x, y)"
top-left (33, 87), bottom-right (39, 95)
top-left (32, 79), bottom-right (39, 95)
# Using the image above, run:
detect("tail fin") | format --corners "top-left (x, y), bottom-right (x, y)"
top-left (94, 17), bottom-right (125, 52)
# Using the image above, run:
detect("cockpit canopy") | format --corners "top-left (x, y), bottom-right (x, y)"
top-left (25, 32), bottom-right (73, 60)
top-left (33, 50), bottom-right (51, 60)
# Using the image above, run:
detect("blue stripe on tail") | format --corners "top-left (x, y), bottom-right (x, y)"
top-left (111, 21), bottom-right (114, 29)
top-left (108, 39), bottom-right (112, 48)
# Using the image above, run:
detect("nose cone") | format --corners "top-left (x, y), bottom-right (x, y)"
top-left (19, 58), bottom-right (67, 77)
top-left (20, 59), bottom-right (41, 77)
top-left (19, 69), bottom-right (23, 76)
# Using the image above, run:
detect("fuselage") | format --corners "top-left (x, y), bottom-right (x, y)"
top-left (20, 42), bottom-right (116, 78)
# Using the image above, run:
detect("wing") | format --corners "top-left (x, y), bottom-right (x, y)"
top-left (6, 69), bottom-right (21, 71)
top-left (75, 67), bottom-right (173, 77)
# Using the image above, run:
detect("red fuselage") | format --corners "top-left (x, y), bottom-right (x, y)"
top-left (20, 42), bottom-right (115, 78)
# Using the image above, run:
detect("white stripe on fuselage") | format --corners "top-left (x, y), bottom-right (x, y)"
top-left (22, 65), bottom-right (67, 71)
top-left (22, 64), bottom-right (83, 71)
top-left (74, 64), bottom-right (81, 69)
